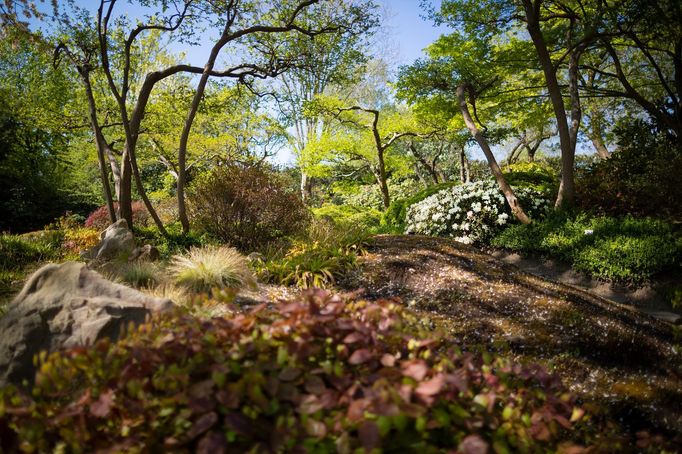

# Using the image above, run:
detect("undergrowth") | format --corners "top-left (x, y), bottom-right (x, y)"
top-left (491, 214), bottom-right (681, 285)
top-left (0, 290), bottom-right (650, 452)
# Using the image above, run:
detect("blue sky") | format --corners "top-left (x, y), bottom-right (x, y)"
top-left (381, 0), bottom-right (446, 65)
top-left (55, 1), bottom-right (446, 68)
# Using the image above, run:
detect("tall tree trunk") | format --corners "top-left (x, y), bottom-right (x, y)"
top-left (372, 162), bottom-right (391, 210)
top-left (587, 111), bottom-right (610, 158)
top-left (523, 1), bottom-right (575, 209)
top-left (105, 147), bottom-right (121, 200)
top-left (300, 172), bottom-right (313, 203)
top-left (80, 69), bottom-right (116, 224)
top-left (177, 36), bottom-right (227, 234)
top-left (457, 84), bottom-right (531, 224)
top-left (118, 151), bottom-right (133, 228)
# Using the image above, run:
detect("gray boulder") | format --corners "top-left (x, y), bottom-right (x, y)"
top-left (0, 262), bottom-right (173, 386)
top-left (82, 219), bottom-right (135, 261)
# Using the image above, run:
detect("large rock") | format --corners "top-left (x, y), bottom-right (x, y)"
top-left (0, 262), bottom-right (173, 386)
top-left (82, 219), bottom-right (135, 261)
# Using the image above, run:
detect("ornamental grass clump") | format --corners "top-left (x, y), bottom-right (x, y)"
top-left (0, 290), bottom-right (641, 452)
top-left (405, 180), bottom-right (550, 244)
top-left (169, 246), bottom-right (255, 293)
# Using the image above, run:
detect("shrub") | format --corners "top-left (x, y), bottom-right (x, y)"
top-left (405, 180), bottom-right (551, 244)
top-left (383, 182), bottom-right (458, 232)
top-left (0, 291), bottom-right (613, 452)
top-left (502, 162), bottom-right (558, 195)
top-left (117, 262), bottom-right (160, 289)
top-left (492, 214), bottom-right (681, 284)
top-left (85, 202), bottom-right (149, 230)
top-left (312, 204), bottom-right (382, 231)
top-left (332, 178), bottom-right (422, 211)
top-left (60, 227), bottom-right (100, 257)
top-left (575, 120), bottom-right (682, 219)
top-left (258, 219), bottom-right (371, 289)
top-left (169, 246), bottom-right (256, 293)
top-left (0, 233), bottom-right (58, 271)
top-left (190, 165), bottom-right (309, 251)
top-left (134, 224), bottom-right (207, 259)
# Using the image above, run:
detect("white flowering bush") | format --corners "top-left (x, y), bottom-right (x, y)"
top-left (405, 180), bottom-right (551, 244)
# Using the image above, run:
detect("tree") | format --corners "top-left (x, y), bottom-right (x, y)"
top-left (397, 32), bottom-right (532, 224)
top-left (0, 30), bottom-right (100, 232)
top-left (271, 0), bottom-right (378, 203)
top-left (46, 0), bottom-right (374, 234)
top-left (307, 96), bottom-right (435, 209)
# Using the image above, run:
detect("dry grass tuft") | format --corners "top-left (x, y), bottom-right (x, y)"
top-left (169, 246), bottom-right (256, 293)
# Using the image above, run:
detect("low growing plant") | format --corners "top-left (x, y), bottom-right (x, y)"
top-left (258, 220), bottom-right (371, 289)
top-left (492, 214), bottom-right (682, 284)
top-left (0, 291), bottom-right (631, 452)
top-left (169, 246), bottom-right (256, 293)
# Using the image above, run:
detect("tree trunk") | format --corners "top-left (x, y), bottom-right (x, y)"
top-left (80, 69), bottom-right (116, 224)
top-left (300, 172), bottom-right (313, 203)
top-left (118, 151), bottom-right (133, 228)
top-left (457, 84), bottom-right (531, 224)
top-left (588, 112), bottom-right (610, 158)
top-left (523, 1), bottom-right (575, 209)
top-left (409, 141), bottom-right (440, 184)
top-left (177, 38), bottom-right (226, 234)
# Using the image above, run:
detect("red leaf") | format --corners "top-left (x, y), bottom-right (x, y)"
top-left (186, 412), bottom-right (219, 441)
top-left (299, 394), bottom-right (324, 414)
top-left (380, 354), bottom-right (396, 367)
top-left (358, 421), bottom-right (381, 451)
top-left (89, 389), bottom-right (114, 418)
top-left (458, 434), bottom-right (489, 454)
top-left (197, 431), bottom-right (227, 454)
top-left (416, 374), bottom-right (444, 397)
top-left (304, 375), bottom-right (326, 395)
top-left (279, 367), bottom-right (302, 382)
top-left (347, 398), bottom-right (370, 422)
top-left (343, 332), bottom-right (364, 344)
top-left (348, 348), bottom-right (373, 365)
top-left (401, 360), bottom-right (428, 381)
top-left (304, 418), bottom-right (328, 438)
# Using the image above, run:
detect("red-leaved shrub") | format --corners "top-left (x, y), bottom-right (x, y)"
top-left (0, 291), bottom-right (634, 452)
top-left (190, 164), bottom-right (309, 251)
top-left (85, 202), bottom-right (149, 229)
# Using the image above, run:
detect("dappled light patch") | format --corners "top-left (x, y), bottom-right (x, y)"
top-left (344, 235), bottom-right (682, 440)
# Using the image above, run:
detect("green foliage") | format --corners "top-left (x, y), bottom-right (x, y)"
top-left (576, 120), bottom-right (682, 220)
top-left (0, 291), bottom-right (615, 452)
top-left (492, 214), bottom-right (681, 285)
top-left (330, 178), bottom-right (422, 211)
top-left (312, 204), bottom-right (382, 231)
top-left (117, 262), bottom-right (160, 289)
top-left (383, 182), bottom-right (459, 232)
top-left (169, 246), bottom-right (256, 294)
top-left (502, 162), bottom-right (558, 195)
top-left (190, 164), bottom-right (309, 251)
top-left (0, 32), bottom-right (100, 233)
top-left (258, 220), bottom-right (370, 289)
top-left (134, 224), bottom-right (207, 259)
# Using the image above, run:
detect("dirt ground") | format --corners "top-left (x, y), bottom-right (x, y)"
top-left (337, 235), bottom-right (682, 439)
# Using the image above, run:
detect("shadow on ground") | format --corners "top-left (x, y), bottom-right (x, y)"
top-left (340, 235), bottom-right (682, 438)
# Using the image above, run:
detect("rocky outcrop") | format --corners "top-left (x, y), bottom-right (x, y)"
top-left (0, 262), bottom-right (173, 386)
top-left (82, 219), bottom-right (135, 261)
